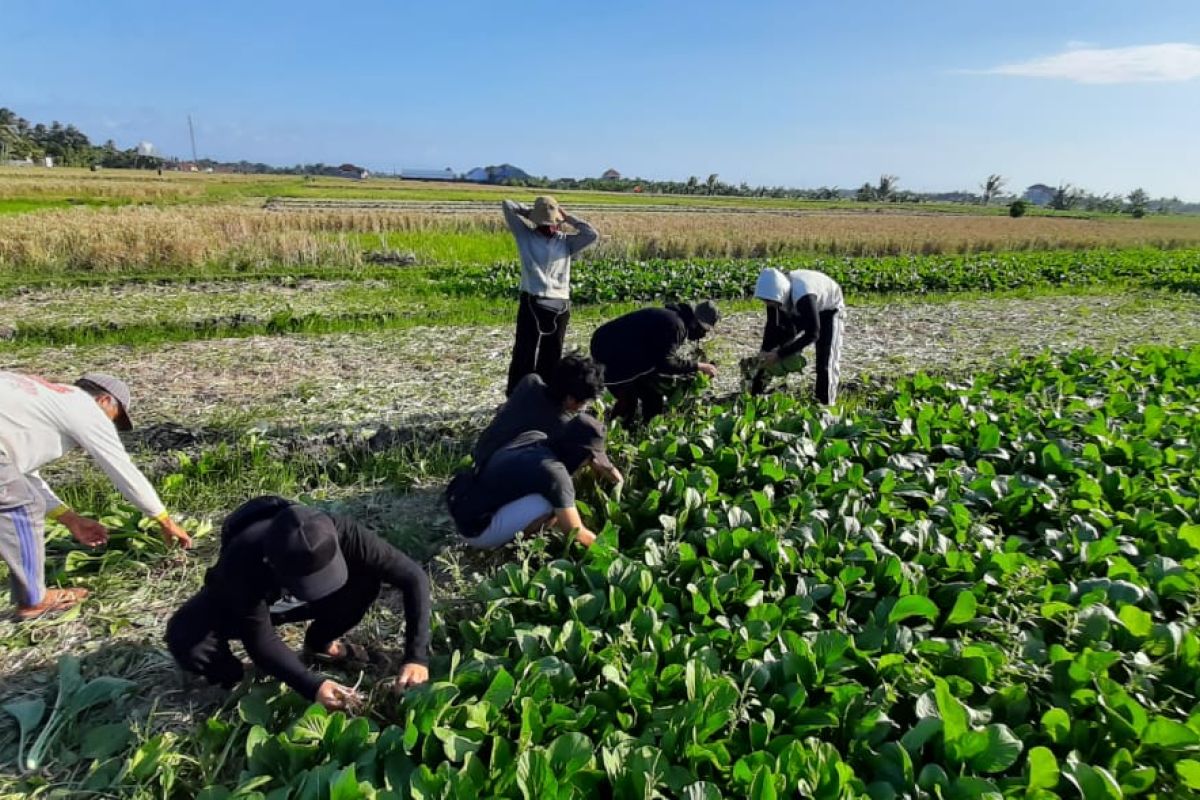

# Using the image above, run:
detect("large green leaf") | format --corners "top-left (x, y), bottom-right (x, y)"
top-left (80, 722), bottom-right (134, 760)
top-left (1026, 746), bottom-right (1059, 791)
top-left (1176, 759), bottom-right (1200, 790)
top-left (888, 596), bottom-right (939, 625)
top-left (1142, 717), bottom-right (1200, 749)
top-left (945, 592), bottom-right (977, 625)
top-left (517, 749), bottom-right (558, 800)
top-left (1041, 708), bottom-right (1071, 745)
top-left (968, 725), bottom-right (1023, 774)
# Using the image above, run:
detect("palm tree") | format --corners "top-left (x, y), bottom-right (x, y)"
top-left (876, 174), bottom-right (899, 202)
top-left (705, 173), bottom-right (719, 195)
top-left (980, 174), bottom-right (1006, 205)
top-left (686, 175), bottom-right (699, 195)
top-left (1050, 184), bottom-right (1077, 211)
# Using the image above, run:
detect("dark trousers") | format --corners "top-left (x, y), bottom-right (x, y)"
top-left (813, 310), bottom-right (839, 404)
top-left (506, 293), bottom-right (570, 396)
top-left (165, 578), bottom-right (381, 688)
top-left (609, 374), bottom-right (667, 425)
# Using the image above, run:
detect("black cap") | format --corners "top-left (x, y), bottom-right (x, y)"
top-left (694, 300), bottom-right (720, 331)
top-left (553, 413), bottom-right (613, 473)
top-left (263, 506), bottom-right (348, 602)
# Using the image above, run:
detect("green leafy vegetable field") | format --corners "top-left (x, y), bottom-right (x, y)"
top-left (38, 344), bottom-right (1195, 799)
top-left (443, 248), bottom-right (1200, 304)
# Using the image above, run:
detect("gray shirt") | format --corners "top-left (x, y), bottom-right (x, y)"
top-left (502, 201), bottom-right (599, 300)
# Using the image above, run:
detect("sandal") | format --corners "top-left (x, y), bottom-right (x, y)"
top-left (15, 587), bottom-right (89, 621)
top-left (306, 640), bottom-right (371, 665)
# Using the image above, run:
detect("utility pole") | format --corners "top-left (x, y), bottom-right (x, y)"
top-left (187, 115), bottom-right (199, 165)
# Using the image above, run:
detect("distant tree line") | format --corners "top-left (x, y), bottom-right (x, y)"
top-left (494, 171), bottom-right (1198, 214)
top-left (2, 107), bottom-right (1196, 213)
top-left (0, 108), bottom-right (165, 168)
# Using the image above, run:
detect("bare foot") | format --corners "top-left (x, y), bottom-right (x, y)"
top-left (15, 587), bottom-right (89, 621)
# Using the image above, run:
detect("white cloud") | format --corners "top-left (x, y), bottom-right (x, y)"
top-left (980, 43), bottom-right (1200, 84)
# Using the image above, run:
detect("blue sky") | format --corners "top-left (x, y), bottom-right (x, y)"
top-left (3, 1), bottom-right (1199, 198)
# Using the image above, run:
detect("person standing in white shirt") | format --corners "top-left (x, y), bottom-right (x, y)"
top-left (0, 371), bottom-right (192, 620)
top-left (501, 196), bottom-right (599, 395)
top-left (750, 268), bottom-right (847, 404)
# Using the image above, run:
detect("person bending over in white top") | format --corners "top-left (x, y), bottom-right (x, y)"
top-left (0, 371), bottom-right (192, 620)
top-left (750, 268), bottom-right (847, 404)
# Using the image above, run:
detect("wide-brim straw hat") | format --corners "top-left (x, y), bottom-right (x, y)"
top-left (530, 195), bottom-right (565, 226)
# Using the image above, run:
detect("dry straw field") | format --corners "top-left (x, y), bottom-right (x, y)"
top-left (7, 203), bottom-right (1200, 275)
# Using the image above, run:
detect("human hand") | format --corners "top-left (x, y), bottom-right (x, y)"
top-left (61, 512), bottom-right (109, 548)
top-left (315, 680), bottom-right (363, 712)
top-left (392, 663), bottom-right (430, 692)
top-left (575, 528), bottom-right (597, 548)
top-left (158, 517), bottom-right (193, 549)
top-left (760, 351), bottom-right (780, 368)
top-left (698, 362), bottom-right (718, 378)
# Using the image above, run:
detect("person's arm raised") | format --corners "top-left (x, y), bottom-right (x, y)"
top-left (502, 199), bottom-right (531, 234)
top-left (562, 209), bottom-right (599, 254)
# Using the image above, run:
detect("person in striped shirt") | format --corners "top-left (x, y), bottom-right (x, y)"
top-left (0, 371), bottom-right (191, 620)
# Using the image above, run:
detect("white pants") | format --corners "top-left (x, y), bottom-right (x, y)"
top-left (0, 453), bottom-right (47, 607)
top-left (465, 494), bottom-right (553, 550)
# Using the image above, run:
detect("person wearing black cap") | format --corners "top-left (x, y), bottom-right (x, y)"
top-left (165, 498), bottom-right (432, 711)
top-left (447, 414), bottom-right (618, 550)
top-left (0, 371), bottom-right (191, 621)
top-left (589, 301), bottom-right (720, 425)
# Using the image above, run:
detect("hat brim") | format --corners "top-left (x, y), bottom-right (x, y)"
top-left (114, 405), bottom-right (133, 432)
top-left (284, 551), bottom-right (348, 602)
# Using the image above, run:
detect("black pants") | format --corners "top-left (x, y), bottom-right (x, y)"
top-left (506, 293), bottom-right (570, 396)
top-left (812, 310), bottom-right (839, 404)
top-left (609, 374), bottom-right (667, 425)
top-left (165, 578), bottom-right (380, 688)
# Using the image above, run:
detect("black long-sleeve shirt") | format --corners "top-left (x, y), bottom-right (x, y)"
top-left (472, 374), bottom-right (569, 469)
top-left (590, 307), bottom-right (697, 385)
top-left (761, 294), bottom-right (822, 358)
top-left (203, 507), bottom-right (431, 699)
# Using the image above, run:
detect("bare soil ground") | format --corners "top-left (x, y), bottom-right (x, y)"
top-left (3, 292), bottom-right (1196, 435)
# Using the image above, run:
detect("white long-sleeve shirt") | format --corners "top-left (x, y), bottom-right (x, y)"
top-left (502, 201), bottom-right (599, 300)
top-left (0, 372), bottom-right (167, 517)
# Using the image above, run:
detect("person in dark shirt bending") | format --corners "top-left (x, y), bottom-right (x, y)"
top-left (165, 497), bottom-right (431, 711)
top-left (473, 352), bottom-right (606, 469)
top-left (448, 414), bottom-right (619, 550)
top-left (590, 301), bottom-right (720, 425)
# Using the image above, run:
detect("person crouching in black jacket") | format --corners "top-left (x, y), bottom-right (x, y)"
top-left (165, 497), bottom-right (431, 711)
top-left (590, 300), bottom-right (720, 425)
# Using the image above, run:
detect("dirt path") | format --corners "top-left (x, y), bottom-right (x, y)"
top-left (3, 292), bottom-right (1196, 435)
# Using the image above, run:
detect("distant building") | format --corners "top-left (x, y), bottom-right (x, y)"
top-left (401, 167), bottom-right (458, 181)
top-left (43, 156), bottom-right (54, 168)
top-left (337, 163), bottom-right (370, 180)
top-left (601, 168), bottom-right (621, 180)
top-left (1023, 184), bottom-right (1056, 206)
top-left (464, 163), bottom-right (531, 184)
